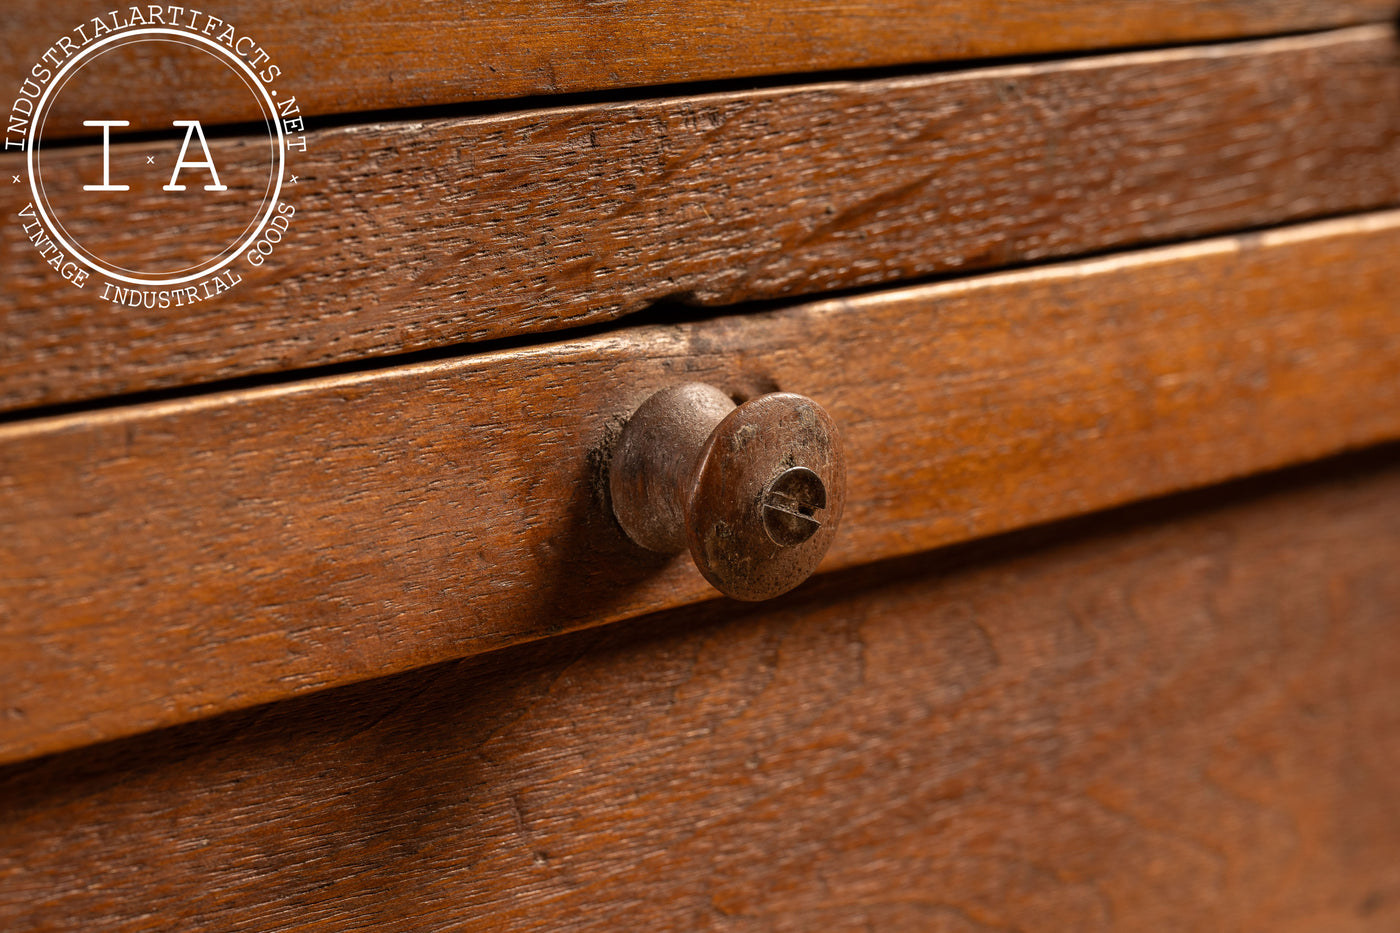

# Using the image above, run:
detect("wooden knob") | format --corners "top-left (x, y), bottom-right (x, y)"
top-left (609, 383), bottom-right (846, 601)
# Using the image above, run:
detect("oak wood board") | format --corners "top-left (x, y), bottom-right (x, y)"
top-left (4, 453), bottom-right (1400, 929)
top-left (3, 27), bottom-right (1400, 411)
top-left (1, 211), bottom-right (1399, 765)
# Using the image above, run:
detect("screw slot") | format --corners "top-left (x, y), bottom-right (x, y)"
top-left (762, 466), bottom-right (827, 547)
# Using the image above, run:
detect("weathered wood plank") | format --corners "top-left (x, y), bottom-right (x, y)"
top-left (1, 211), bottom-right (1398, 765)
top-left (3, 0), bottom-right (1395, 138)
top-left (3, 27), bottom-right (1399, 411)
top-left (4, 453), bottom-right (1400, 930)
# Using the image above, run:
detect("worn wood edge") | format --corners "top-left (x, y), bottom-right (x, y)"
top-left (3, 0), bottom-right (1396, 139)
top-left (3, 453), bottom-right (1400, 930)
top-left (2, 209), bottom-right (1399, 765)
top-left (4, 25), bottom-right (1400, 412)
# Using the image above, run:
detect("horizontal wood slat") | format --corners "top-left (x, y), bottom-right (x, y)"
top-left (4, 455), bottom-right (1400, 930)
top-left (2, 211), bottom-right (1399, 765)
top-left (3, 1), bottom-right (1395, 138)
top-left (4, 27), bottom-right (1400, 412)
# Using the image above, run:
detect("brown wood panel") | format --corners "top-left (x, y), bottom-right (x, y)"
top-left (3, 0), bottom-right (1395, 138)
top-left (4, 27), bottom-right (1400, 412)
top-left (3, 454), bottom-right (1400, 930)
top-left (2, 211), bottom-right (1398, 766)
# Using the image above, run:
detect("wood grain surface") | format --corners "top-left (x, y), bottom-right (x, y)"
top-left (4, 27), bottom-right (1400, 412)
top-left (2, 0), bottom-right (1395, 138)
top-left (2, 211), bottom-right (1398, 766)
top-left (4, 452), bottom-right (1400, 930)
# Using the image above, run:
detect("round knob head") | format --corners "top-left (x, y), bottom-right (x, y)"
top-left (685, 393), bottom-right (846, 601)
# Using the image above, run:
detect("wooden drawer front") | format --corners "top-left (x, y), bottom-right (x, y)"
top-left (4, 27), bottom-right (1399, 411)
top-left (5, 1), bottom-right (1393, 138)
top-left (3, 453), bottom-right (1399, 931)
top-left (3, 211), bottom-right (1399, 766)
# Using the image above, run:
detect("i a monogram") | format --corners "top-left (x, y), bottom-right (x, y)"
top-left (82, 119), bottom-right (227, 192)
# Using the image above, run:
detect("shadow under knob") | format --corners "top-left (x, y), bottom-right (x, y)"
top-left (609, 383), bottom-right (846, 601)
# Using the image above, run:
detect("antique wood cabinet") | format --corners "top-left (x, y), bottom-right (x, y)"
top-left (2, 2), bottom-right (1400, 929)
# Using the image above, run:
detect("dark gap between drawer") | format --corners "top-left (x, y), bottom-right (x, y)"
top-left (1, 200), bottom-right (1395, 429)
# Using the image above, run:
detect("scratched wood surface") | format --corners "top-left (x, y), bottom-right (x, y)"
top-left (3, 452), bottom-right (1400, 930)
top-left (2, 0), bottom-right (1395, 138)
top-left (4, 27), bottom-right (1400, 412)
top-left (1, 211), bottom-right (1398, 766)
